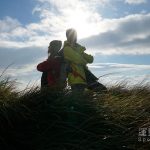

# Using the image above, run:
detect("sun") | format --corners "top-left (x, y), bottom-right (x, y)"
top-left (66, 10), bottom-right (99, 39)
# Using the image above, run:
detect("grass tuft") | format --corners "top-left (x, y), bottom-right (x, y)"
top-left (0, 76), bottom-right (150, 150)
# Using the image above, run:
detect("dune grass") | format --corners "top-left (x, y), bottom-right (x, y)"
top-left (0, 76), bottom-right (150, 150)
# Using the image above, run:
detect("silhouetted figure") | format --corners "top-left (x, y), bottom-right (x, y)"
top-left (37, 40), bottom-right (63, 90)
top-left (63, 28), bottom-right (93, 93)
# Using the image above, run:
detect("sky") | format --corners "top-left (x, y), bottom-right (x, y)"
top-left (0, 0), bottom-right (150, 89)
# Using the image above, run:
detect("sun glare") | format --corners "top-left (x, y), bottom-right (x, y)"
top-left (66, 10), bottom-right (99, 39)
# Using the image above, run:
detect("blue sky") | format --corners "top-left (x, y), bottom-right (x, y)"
top-left (0, 0), bottom-right (38, 24)
top-left (0, 0), bottom-right (150, 89)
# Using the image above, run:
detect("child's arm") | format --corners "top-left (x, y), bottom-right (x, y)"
top-left (37, 60), bottom-right (52, 72)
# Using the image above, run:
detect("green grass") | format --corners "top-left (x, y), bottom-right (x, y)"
top-left (0, 76), bottom-right (150, 150)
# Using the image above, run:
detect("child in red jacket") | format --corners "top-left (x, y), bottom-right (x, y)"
top-left (37, 40), bottom-right (62, 89)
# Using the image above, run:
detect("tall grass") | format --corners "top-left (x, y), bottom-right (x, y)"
top-left (0, 76), bottom-right (150, 150)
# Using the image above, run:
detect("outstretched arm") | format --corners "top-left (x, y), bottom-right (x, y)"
top-left (76, 43), bottom-right (94, 64)
top-left (82, 53), bottom-right (93, 64)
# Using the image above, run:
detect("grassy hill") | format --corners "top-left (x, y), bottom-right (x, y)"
top-left (0, 76), bottom-right (150, 150)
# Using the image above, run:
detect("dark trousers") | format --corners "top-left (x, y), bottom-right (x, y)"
top-left (71, 84), bottom-right (86, 93)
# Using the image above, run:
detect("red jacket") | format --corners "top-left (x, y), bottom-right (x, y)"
top-left (37, 57), bottom-right (61, 87)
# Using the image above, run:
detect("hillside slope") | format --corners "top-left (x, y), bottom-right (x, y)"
top-left (0, 77), bottom-right (150, 150)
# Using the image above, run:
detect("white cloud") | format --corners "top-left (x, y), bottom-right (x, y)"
top-left (125, 0), bottom-right (147, 5)
top-left (34, 0), bottom-right (104, 38)
top-left (0, 16), bottom-right (21, 33)
top-left (1, 0), bottom-right (150, 89)
top-left (0, 57), bottom-right (44, 90)
top-left (88, 63), bottom-right (150, 79)
top-left (89, 63), bottom-right (150, 70)
top-left (0, 0), bottom-right (150, 54)
top-left (88, 63), bottom-right (150, 86)
top-left (80, 13), bottom-right (150, 55)
top-left (0, 0), bottom-right (104, 48)
top-left (1, 61), bottom-right (149, 90)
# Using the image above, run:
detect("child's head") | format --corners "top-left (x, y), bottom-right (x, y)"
top-left (66, 28), bottom-right (77, 45)
top-left (48, 40), bottom-right (62, 57)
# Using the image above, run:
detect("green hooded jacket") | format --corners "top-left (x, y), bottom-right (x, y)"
top-left (63, 41), bottom-right (93, 85)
